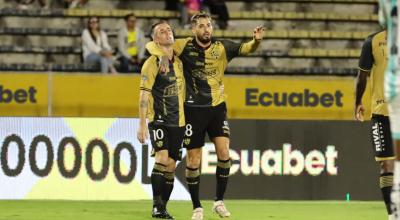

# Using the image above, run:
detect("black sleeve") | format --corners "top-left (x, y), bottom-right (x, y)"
top-left (358, 36), bottom-right (374, 71)
top-left (220, 40), bottom-right (241, 62)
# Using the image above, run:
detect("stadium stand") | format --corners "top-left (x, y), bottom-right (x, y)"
top-left (0, 0), bottom-right (380, 75)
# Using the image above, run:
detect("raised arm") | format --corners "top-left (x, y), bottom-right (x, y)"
top-left (222, 26), bottom-right (264, 61)
top-left (240, 26), bottom-right (264, 55)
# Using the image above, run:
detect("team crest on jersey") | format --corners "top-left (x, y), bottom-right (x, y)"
top-left (142, 74), bottom-right (148, 81)
top-left (156, 141), bottom-right (163, 148)
top-left (184, 138), bottom-right (191, 146)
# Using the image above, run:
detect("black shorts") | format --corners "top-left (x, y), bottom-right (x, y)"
top-left (370, 114), bottom-right (395, 161)
top-left (148, 122), bottom-right (184, 161)
top-left (183, 102), bottom-right (230, 149)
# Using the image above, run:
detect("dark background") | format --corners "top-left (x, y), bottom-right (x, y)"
top-left (176, 120), bottom-right (381, 200)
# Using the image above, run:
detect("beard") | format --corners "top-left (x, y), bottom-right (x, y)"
top-left (197, 35), bottom-right (211, 44)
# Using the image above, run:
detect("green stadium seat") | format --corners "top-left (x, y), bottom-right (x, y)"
top-left (0, 8), bottom-right (378, 22)
top-left (0, 26), bottom-right (372, 40)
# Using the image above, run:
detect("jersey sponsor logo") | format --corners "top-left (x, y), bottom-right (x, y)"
top-left (189, 52), bottom-right (199, 56)
top-left (245, 88), bottom-right (344, 108)
top-left (0, 85), bottom-right (37, 104)
top-left (163, 83), bottom-right (181, 97)
top-left (376, 99), bottom-right (386, 105)
top-left (192, 67), bottom-right (218, 80)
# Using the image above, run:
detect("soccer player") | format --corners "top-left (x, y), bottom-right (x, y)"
top-left (355, 27), bottom-right (396, 219)
top-left (137, 21), bottom-right (185, 219)
top-left (379, 0), bottom-right (400, 219)
top-left (146, 12), bottom-right (264, 220)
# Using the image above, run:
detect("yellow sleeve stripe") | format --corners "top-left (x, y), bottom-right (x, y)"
top-left (375, 156), bottom-right (396, 161)
top-left (139, 87), bottom-right (152, 92)
top-left (358, 67), bottom-right (371, 72)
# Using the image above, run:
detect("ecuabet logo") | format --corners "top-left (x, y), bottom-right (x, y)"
top-left (202, 143), bottom-right (338, 176)
top-left (245, 88), bottom-right (344, 108)
top-left (0, 85), bottom-right (37, 104)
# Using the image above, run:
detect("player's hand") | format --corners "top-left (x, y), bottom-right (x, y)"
top-left (158, 55), bottom-right (170, 74)
top-left (253, 26), bottom-right (264, 41)
top-left (355, 104), bottom-right (365, 121)
top-left (137, 125), bottom-right (149, 144)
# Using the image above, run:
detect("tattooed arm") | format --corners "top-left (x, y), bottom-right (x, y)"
top-left (137, 90), bottom-right (150, 144)
top-left (137, 56), bottom-right (157, 143)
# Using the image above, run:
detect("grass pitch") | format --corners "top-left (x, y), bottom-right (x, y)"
top-left (0, 200), bottom-right (388, 220)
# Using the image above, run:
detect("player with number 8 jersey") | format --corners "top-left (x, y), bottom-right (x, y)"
top-left (146, 12), bottom-right (264, 220)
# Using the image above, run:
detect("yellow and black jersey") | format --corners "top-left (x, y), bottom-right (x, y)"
top-left (358, 30), bottom-right (389, 117)
top-left (140, 55), bottom-right (185, 127)
top-left (147, 37), bottom-right (260, 107)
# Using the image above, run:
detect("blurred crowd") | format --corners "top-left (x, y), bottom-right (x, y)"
top-left (5, 0), bottom-right (89, 9)
top-left (3, 0), bottom-right (230, 74)
top-left (166, 0), bottom-right (230, 30)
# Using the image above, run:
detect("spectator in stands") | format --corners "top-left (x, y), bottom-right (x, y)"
top-left (64, 0), bottom-right (88, 9)
top-left (185, 0), bottom-right (202, 22)
top-left (178, 0), bottom-right (202, 27)
top-left (118, 13), bottom-right (146, 73)
top-left (82, 16), bottom-right (117, 74)
top-left (204, 0), bottom-right (230, 30)
top-left (16, 0), bottom-right (47, 9)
